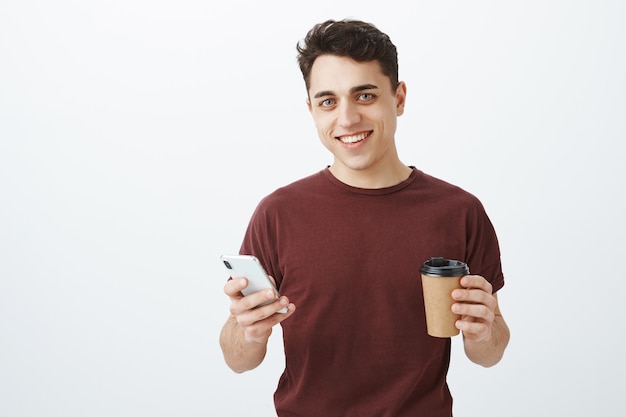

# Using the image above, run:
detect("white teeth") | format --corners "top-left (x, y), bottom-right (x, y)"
top-left (339, 133), bottom-right (367, 144)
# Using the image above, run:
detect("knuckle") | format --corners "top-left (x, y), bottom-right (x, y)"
top-left (478, 304), bottom-right (491, 319)
top-left (248, 325), bottom-right (266, 339)
top-left (249, 307), bottom-right (267, 322)
top-left (223, 283), bottom-right (233, 296)
top-left (232, 311), bottom-right (244, 324)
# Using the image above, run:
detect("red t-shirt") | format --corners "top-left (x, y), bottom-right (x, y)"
top-left (240, 167), bottom-right (504, 417)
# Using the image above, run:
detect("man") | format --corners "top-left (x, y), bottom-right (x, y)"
top-left (220, 18), bottom-right (510, 416)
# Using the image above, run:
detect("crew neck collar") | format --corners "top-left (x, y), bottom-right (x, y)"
top-left (321, 166), bottom-right (418, 195)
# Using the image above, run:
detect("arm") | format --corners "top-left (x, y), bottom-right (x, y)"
top-left (452, 276), bottom-right (510, 367)
top-left (219, 277), bottom-right (296, 373)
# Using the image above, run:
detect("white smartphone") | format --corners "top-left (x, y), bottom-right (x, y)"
top-left (220, 254), bottom-right (288, 313)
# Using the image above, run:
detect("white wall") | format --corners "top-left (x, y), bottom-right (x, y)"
top-left (1, 1), bottom-right (624, 416)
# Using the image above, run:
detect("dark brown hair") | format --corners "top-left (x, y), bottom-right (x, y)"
top-left (296, 19), bottom-right (399, 92)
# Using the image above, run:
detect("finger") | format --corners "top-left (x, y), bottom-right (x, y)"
top-left (452, 288), bottom-right (496, 310)
top-left (224, 277), bottom-right (248, 297)
top-left (237, 297), bottom-right (296, 327)
top-left (230, 288), bottom-right (278, 315)
top-left (455, 319), bottom-right (491, 341)
top-left (452, 302), bottom-right (494, 323)
top-left (459, 275), bottom-right (493, 293)
top-left (268, 275), bottom-right (277, 287)
top-left (242, 303), bottom-right (297, 343)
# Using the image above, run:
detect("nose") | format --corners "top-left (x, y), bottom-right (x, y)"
top-left (337, 101), bottom-right (361, 128)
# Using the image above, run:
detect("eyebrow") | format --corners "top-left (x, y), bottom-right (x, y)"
top-left (313, 83), bottom-right (379, 99)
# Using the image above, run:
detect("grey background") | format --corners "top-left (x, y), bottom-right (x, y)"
top-left (1, 1), bottom-right (624, 416)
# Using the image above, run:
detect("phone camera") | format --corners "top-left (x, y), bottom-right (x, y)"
top-left (223, 260), bottom-right (232, 269)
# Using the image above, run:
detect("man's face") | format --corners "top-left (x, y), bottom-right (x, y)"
top-left (307, 55), bottom-right (406, 181)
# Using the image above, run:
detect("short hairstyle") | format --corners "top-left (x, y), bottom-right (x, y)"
top-left (296, 19), bottom-right (399, 92)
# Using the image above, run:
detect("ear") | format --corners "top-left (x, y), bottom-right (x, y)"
top-left (306, 97), bottom-right (312, 113)
top-left (395, 81), bottom-right (407, 116)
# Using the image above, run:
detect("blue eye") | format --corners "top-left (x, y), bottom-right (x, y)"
top-left (320, 98), bottom-right (335, 107)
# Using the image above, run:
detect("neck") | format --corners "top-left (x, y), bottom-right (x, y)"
top-left (328, 162), bottom-right (413, 189)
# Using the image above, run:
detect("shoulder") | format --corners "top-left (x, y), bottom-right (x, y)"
top-left (252, 170), bottom-right (328, 213)
top-left (413, 169), bottom-right (484, 208)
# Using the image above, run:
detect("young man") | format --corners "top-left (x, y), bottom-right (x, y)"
top-left (220, 19), bottom-right (510, 416)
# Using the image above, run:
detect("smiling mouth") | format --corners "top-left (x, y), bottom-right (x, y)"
top-left (337, 131), bottom-right (371, 144)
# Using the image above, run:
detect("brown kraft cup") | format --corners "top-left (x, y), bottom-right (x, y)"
top-left (420, 257), bottom-right (470, 338)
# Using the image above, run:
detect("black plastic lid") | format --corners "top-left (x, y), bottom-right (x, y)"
top-left (420, 257), bottom-right (469, 277)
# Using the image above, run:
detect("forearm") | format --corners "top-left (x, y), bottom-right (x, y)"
top-left (219, 315), bottom-right (268, 373)
top-left (463, 314), bottom-right (510, 367)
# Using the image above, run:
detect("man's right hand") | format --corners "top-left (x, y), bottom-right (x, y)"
top-left (223, 277), bottom-right (296, 344)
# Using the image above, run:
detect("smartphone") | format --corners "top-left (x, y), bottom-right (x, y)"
top-left (220, 254), bottom-right (288, 313)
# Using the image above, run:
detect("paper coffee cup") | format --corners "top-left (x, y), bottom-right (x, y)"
top-left (420, 257), bottom-right (469, 338)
